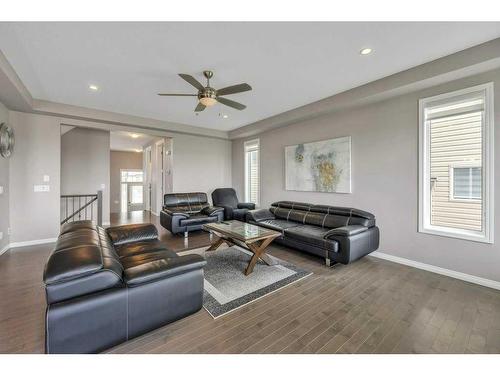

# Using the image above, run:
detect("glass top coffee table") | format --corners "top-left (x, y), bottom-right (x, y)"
top-left (202, 221), bottom-right (281, 276)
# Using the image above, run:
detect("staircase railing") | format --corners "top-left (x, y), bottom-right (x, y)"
top-left (61, 190), bottom-right (103, 226)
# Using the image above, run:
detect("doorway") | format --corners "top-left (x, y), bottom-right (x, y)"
top-left (120, 169), bottom-right (144, 212)
top-left (144, 146), bottom-right (153, 212)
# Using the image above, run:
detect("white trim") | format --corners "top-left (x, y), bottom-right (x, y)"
top-left (8, 237), bottom-right (58, 249)
top-left (369, 251), bottom-right (500, 291)
top-left (102, 221), bottom-right (111, 226)
top-left (244, 138), bottom-right (260, 206)
top-left (0, 243), bottom-right (10, 257)
top-left (418, 82), bottom-right (494, 244)
top-left (150, 211), bottom-right (159, 217)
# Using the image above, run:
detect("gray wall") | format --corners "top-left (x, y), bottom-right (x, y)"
top-left (173, 133), bottom-right (232, 202)
top-left (61, 127), bottom-right (110, 224)
top-left (8, 111), bottom-right (61, 243)
top-left (0, 102), bottom-right (9, 250)
top-left (110, 150), bottom-right (143, 213)
top-left (232, 68), bottom-right (500, 283)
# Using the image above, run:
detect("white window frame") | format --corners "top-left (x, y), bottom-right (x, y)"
top-left (244, 139), bottom-right (260, 206)
top-left (449, 162), bottom-right (482, 202)
top-left (418, 83), bottom-right (494, 244)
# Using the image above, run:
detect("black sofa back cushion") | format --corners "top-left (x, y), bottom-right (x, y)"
top-left (211, 188), bottom-right (239, 208)
top-left (270, 201), bottom-right (376, 229)
top-left (163, 192), bottom-right (210, 214)
top-left (44, 221), bottom-right (124, 304)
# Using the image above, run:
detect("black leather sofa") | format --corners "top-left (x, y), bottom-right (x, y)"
top-left (43, 220), bottom-right (206, 354)
top-left (246, 201), bottom-right (379, 266)
top-left (211, 188), bottom-right (256, 221)
top-left (160, 192), bottom-right (224, 237)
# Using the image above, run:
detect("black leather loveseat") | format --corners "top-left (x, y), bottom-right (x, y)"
top-left (43, 220), bottom-right (206, 354)
top-left (160, 192), bottom-right (224, 237)
top-left (246, 201), bottom-right (379, 266)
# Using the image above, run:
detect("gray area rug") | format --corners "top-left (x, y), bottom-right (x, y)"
top-left (198, 246), bottom-right (312, 318)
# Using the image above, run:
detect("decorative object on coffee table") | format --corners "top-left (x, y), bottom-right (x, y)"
top-left (203, 221), bottom-right (281, 275)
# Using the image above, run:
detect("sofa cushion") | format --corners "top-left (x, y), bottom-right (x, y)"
top-left (59, 220), bottom-right (96, 235)
top-left (115, 240), bottom-right (173, 259)
top-left (211, 188), bottom-right (239, 208)
top-left (164, 192), bottom-right (208, 210)
top-left (106, 223), bottom-right (159, 246)
top-left (180, 214), bottom-right (218, 226)
top-left (124, 254), bottom-right (206, 287)
top-left (256, 219), bottom-right (300, 234)
top-left (232, 208), bottom-right (250, 222)
top-left (54, 230), bottom-right (100, 250)
top-left (284, 225), bottom-right (339, 252)
top-left (120, 250), bottom-right (179, 270)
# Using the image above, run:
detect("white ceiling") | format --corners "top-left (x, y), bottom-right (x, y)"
top-left (1, 22), bottom-right (500, 131)
top-left (110, 131), bottom-right (157, 152)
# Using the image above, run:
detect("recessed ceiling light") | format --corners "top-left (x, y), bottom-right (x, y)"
top-left (360, 48), bottom-right (373, 55)
top-left (89, 84), bottom-right (99, 91)
top-left (130, 133), bottom-right (140, 139)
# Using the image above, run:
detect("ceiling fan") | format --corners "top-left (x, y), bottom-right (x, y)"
top-left (158, 70), bottom-right (252, 112)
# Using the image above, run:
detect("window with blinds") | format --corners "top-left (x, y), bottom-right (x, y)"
top-left (244, 139), bottom-right (260, 205)
top-left (451, 166), bottom-right (481, 200)
top-left (419, 83), bottom-right (494, 243)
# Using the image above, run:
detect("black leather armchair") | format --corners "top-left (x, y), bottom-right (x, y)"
top-left (160, 192), bottom-right (224, 236)
top-left (211, 188), bottom-right (256, 221)
top-left (43, 221), bottom-right (206, 353)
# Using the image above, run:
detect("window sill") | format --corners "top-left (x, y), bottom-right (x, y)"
top-left (418, 226), bottom-right (493, 244)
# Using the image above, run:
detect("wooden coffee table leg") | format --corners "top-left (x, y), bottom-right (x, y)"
top-left (244, 236), bottom-right (276, 276)
top-left (206, 236), bottom-right (224, 252)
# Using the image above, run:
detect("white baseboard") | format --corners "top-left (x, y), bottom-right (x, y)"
top-left (369, 251), bottom-right (500, 291)
top-left (8, 237), bottom-right (58, 249)
top-left (0, 243), bottom-right (9, 257)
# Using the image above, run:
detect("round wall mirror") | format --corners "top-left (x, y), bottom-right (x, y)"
top-left (0, 122), bottom-right (15, 158)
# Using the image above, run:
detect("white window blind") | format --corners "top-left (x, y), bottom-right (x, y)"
top-left (452, 167), bottom-right (481, 200)
top-left (244, 139), bottom-right (260, 205)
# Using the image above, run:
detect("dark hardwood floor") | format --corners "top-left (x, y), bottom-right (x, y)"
top-left (1, 210), bottom-right (500, 354)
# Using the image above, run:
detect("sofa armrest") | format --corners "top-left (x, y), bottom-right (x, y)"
top-left (162, 208), bottom-right (190, 218)
top-left (324, 225), bottom-right (368, 239)
top-left (237, 202), bottom-right (256, 210)
top-left (201, 206), bottom-right (224, 217)
top-left (124, 254), bottom-right (206, 287)
top-left (246, 208), bottom-right (275, 222)
top-left (106, 223), bottom-right (158, 246)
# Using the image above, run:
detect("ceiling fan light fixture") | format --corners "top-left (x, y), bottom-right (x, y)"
top-left (199, 97), bottom-right (217, 107)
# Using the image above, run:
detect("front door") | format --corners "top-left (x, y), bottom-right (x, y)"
top-left (127, 183), bottom-right (144, 211)
top-left (120, 169), bottom-right (144, 213)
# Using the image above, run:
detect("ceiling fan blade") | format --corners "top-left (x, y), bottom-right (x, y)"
top-left (194, 102), bottom-right (206, 112)
top-left (158, 93), bottom-right (197, 96)
top-left (217, 83), bottom-right (252, 96)
top-left (179, 74), bottom-right (205, 91)
top-left (217, 96), bottom-right (247, 110)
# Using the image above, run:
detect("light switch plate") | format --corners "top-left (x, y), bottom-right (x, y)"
top-left (100, 184), bottom-right (106, 190)
top-left (34, 185), bottom-right (50, 192)
top-left (43, 175), bottom-right (50, 182)
top-left (0, 186), bottom-right (3, 195)
top-left (0, 232), bottom-right (3, 240)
